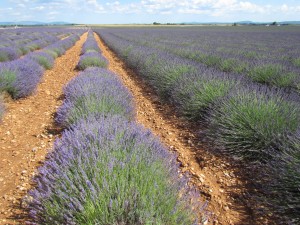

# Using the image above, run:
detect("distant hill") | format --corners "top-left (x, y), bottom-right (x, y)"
top-left (180, 21), bottom-right (300, 25)
top-left (235, 21), bottom-right (300, 25)
top-left (0, 21), bottom-right (73, 26)
top-left (279, 21), bottom-right (300, 25)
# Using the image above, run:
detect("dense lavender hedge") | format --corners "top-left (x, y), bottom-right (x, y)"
top-left (0, 58), bottom-right (44, 98)
top-left (0, 31), bottom-right (83, 101)
top-left (99, 27), bottom-right (300, 91)
top-left (206, 86), bottom-right (300, 161)
top-left (0, 28), bottom-right (84, 62)
top-left (0, 47), bottom-right (22, 62)
top-left (76, 52), bottom-right (108, 70)
top-left (28, 115), bottom-right (202, 225)
top-left (56, 68), bottom-right (134, 127)
top-left (77, 31), bottom-right (107, 70)
top-left (81, 31), bottom-right (101, 54)
top-left (26, 52), bottom-right (55, 70)
top-left (170, 72), bottom-right (236, 120)
top-left (96, 28), bottom-right (300, 222)
top-left (44, 33), bottom-right (81, 58)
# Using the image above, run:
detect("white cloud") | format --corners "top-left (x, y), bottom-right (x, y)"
top-left (3, 0), bottom-right (300, 22)
top-left (48, 11), bottom-right (59, 15)
top-left (31, 6), bottom-right (45, 11)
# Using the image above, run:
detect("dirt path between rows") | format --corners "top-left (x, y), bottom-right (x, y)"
top-left (95, 32), bottom-right (254, 225)
top-left (0, 32), bottom-right (88, 225)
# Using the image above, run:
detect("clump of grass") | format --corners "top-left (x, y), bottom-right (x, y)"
top-left (27, 115), bottom-right (202, 225)
top-left (207, 87), bottom-right (300, 161)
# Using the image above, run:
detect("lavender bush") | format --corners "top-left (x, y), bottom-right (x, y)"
top-left (76, 52), bottom-right (108, 70)
top-left (81, 31), bottom-right (101, 54)
top-left (249, 64), bottom-right (297, 88)
top-left (26, 52), bottom-right (55, 70)
top-left (27, 115), bottom-right (202, 225)
top-left (0, 58), bottom-right (44, 98)
top-left (56, 68), bottom-right (134, 127)
top-left (0, 47), bottom-right (22, 62)
top-left (206, 86), bottom-right (300, 161)
top-left (44, 34), bottom-right (80, 58)
top-left (0, 65), bottom-right (16, 94)
top-left (170, 72), bottom-right (236, 120)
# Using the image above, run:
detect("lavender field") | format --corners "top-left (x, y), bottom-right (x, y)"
top-left (1, 26), bottom-right (300, 224)
top-left (0, 29), bottom-right (205, 224)
top-left (0, 28), bottom-right (83, 101)
top-left (96, 26), bottom-right (300, 223)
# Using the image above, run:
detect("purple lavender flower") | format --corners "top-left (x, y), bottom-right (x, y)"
top-left (0, 47), bottom-right (21, 62)
top-left (25, 52), bottom-right (55, 70)
top-left (81, 31), bottom-right (101, 54)
top-left (27, 115), bottom-right (203, 224)
top-left (76, 52), bottom-right (108, 70)
top-left (0, 58), bottom-right (44, 99)
top-left (56, 67), bottom-right (134, 127)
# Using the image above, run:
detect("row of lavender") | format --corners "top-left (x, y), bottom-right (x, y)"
top-left (26, 32), bottom-right (205, 224)
top-left (76, 30), bottom-right (108, 70)
top-left (106, 27), bottom-right (300, 91)
top-left (0, 28), bottom-right (74, 62)
top-left (0, 30), bottom-right (85, 119)
top-left (96, 28), bottom-right (300, 223)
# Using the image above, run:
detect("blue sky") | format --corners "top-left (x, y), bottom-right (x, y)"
top-left (0, 0), bottom-right (299, 24)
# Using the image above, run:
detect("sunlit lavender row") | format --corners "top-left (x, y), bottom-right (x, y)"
top-left (102, 27), bottom-right (300, 91)
top-left (0, 28), bottom-right (79, 62)
top-left (77, 31), bottom-right (108, 70)
top-left (26, 44), bottom-right (205, 223)
top-left (0, 32), bottom-right (83, 100)
top-left (96, 27), bottom-right (300, 223)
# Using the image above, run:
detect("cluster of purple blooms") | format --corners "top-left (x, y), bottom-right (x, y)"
top-left (26, 32), bottom-right (205, 224)
top-left (0, 30), bottom-right (84, 118)
top-left (0, 28), bottom-right (80, 62)
top-left (96, 27), bottom-right (300, 223)
top-left (81, 31), bottom-right (101, 54)
top-left (100, 27), bottom-right (300, 91)
top-left (56, 68), bottom-right (135, 128)
top-left (76, 31), bottom-right (108, 70)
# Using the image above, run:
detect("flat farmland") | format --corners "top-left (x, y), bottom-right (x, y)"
top-left (0, 25), bottom-right (300, 225)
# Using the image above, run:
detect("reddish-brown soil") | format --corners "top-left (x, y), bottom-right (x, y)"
top-left (94, 33), bottom-right (256, 225)
top-left (0, 32), bottom-right (88, 225)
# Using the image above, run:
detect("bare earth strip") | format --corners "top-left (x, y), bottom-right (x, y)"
top-left (0, 32), bottom-right (88, 225)
top-left (94, 32), bottom-right (256, 225)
